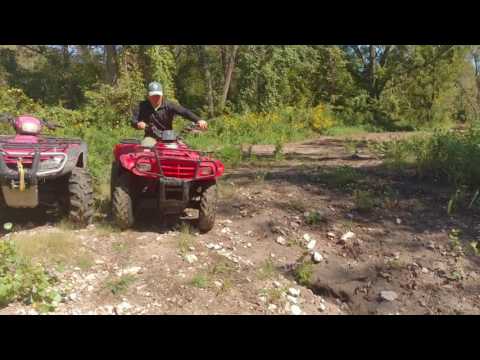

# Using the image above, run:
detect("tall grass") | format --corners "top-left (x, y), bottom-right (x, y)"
top-left (183, 105), bottom-right (335, 166)
top-left (379, 125), bottom-right (480, 188)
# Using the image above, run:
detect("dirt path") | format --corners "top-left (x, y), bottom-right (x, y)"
top-left (1, 131), bottom-right (480, 315)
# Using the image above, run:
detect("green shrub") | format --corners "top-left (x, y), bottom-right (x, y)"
top-left (294, 260), bottom-right (314, 286)
top-left (183, 105), bottom-right (338, 165)
top-left (0, 240), bottom-right (61, 312)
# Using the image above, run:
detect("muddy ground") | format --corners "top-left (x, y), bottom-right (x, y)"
top-left (1, 132), bottom-right (480, 315)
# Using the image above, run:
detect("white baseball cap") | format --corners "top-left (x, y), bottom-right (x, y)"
top-left (148, 81), bottom-right (163, 96)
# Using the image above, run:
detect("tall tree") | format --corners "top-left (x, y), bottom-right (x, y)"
top-left (219, 45), bottom-right (239, 111)
top-left (195, 45), bottom-right (215, 117)
top-left (104, 45), bottom-right (118, 85)
top-left (472, 46), bottom-right (480, 106)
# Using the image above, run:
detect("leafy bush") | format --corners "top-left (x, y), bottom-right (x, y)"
top-left (309, 103), bottom-right (335, 133)
top-left (184, 106), bottom-right (337, 166)
top-left (0, 240), bottom-right (61, 312)
top-left (294, 260), bottom-right (314, 286)
top-left (379, 125), bottom-right (480, 189)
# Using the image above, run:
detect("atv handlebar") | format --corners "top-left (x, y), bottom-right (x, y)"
top-left (41, 119), bottom-right (64, 130)
top-left (146, 123), bottom-right (206, 139)
top-left (0, 113), bottom-right (64, 130)
top-left (0, 113), bottom-right (14, 123)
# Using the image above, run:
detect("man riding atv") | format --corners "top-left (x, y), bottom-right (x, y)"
top-left (132, 81), bottom-right (208, 146)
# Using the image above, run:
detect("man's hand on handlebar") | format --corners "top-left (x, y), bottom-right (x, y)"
top-left (197, 120), bottom-right (208, 130)
top-left (137, 121), bottom-right (147, 130)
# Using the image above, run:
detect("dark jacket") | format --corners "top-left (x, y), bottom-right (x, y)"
top-left (131, 99), bottom-right (202, 138)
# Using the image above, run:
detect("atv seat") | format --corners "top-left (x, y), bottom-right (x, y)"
top-left (120, 139), bottom-right (141, 145)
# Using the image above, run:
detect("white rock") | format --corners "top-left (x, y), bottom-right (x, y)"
top-left (206, 243), bottom-right (215, 249)
top-left (151, 255), bottom-right (159, 261)
top-left (184, 254), bottom-right (198, 264)
top-left (258, 296), bottom-right (267, 303)
top-left (95, 260), bottom-right (105, 265)
top-left (273, 281), bottom-right (281, 288)
top-left (268, 304), bottom-right (278, 312)
top-left (214, 281), bottom-right (223, 288)
top-left (117, 266), bottom-right (142, 277)
top-left (396, 218), bottom-right (402, 225)
top-left (318, 303), bottom-right (327, 312)
top-left (306, 240), bottom-right (317, 250)
top-left (327, 232), bottom-right (336, 239)
top-left (303, 233), bottom-right (311, 242)
top-left (380, 290), bottom-right (398, 302)
top-left (247, 242), bottom-right (252, 248)
top-left (116, 301), bottom-right (132, 314)
top-left (85, 274), bottom-right (96, 282)
top-left (213, 244), bottom-right (223, 250)
top-left (290, 305), bottom-right (302, 315)
top-left (341, 231), bottom-right (355, 241)
top-left (276, 236), bottom-right (286, 245)
top-left (312, 252), bottom-right (324, 263)
top-left (188, 246), bottom-right (196, 251)
top-left (221, 227), bottom-right (230, 234)
top-left (287, 295), bottom-right (298, 304)
top-left (288, 288), bottom-right (301, 297)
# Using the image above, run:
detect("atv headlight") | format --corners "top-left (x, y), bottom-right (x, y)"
top-left (198, 166), bottom-right (214, 176)
top-left (21, 122), bottom-right (40, 134)
top-left (136, 159), bottom-right (152, 172)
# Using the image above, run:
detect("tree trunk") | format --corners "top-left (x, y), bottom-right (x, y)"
top-left (196, 46), bottom-right (215, 118)
top-left (62, 45), bottom-right (70, 68)
top-left (105, 45), bottom-right (118, 85)
top-left (369, 45), bottom-right (377, 98)
top-left (473, 52), bottom-right (480, 108)
top-left (219, 45), bottom-right (239, 111)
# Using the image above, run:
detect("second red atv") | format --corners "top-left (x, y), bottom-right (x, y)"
top-left (0, 113), bottom-right (94, 225)
top-left (111, 124), bottom-right (224, 232)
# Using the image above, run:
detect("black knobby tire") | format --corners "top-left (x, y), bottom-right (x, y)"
top-left (197, 183), bottom-right (218, 233)
top-left (110, 161), bottom-right (119, 201)
top-left (68, 167), bottom-right (94, 226)
top-left (112, 172), bottom-right (135, 229)
top-left (0, 193), bottom-right (8, 223)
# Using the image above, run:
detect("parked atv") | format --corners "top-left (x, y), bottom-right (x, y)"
top-left (0, 113), bottom-right (94, 225)
top-left (111, 123), bottom-right (224, 232)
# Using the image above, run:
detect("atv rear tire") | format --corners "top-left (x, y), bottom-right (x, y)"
top-left (112, 173), bottom-right (135, 230)
top-left (110, 161), bottom-right (119, 201)
top-left (68, 167), bottom-right (94, 226)
top-left (197, 183), bottom-right (217, 233)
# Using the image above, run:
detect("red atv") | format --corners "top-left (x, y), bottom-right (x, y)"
top-left (111, 123), bottom-right (224, 232)
top-left (0, 113), bottom-right (94, 225)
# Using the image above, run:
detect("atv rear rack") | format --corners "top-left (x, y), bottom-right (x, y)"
top-left (0, 136), bottom-right (82, 147)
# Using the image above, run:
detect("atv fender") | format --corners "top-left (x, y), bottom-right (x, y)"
top-left (118, 153), bottom-right (137, 172)
top-left (63, 143), bottom-right (88, 173)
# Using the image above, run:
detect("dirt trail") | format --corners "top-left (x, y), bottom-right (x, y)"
top-left (1, 132), bottom-right (480, 315)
